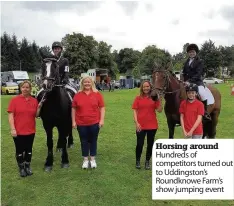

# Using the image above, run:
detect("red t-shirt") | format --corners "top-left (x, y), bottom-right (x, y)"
top-left (179, 99), bottom-right (204, 135)
top-left (72, 91), bottom-right (105, 126)
top-left (7, 95), bottom-right (38, 135)
top-left (132, 95), bottom-right (160, 130)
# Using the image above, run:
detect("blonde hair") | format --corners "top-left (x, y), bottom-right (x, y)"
top-left (20, 80), bottom-right (32, 89)
top-left (78, 76), bottom-right (98, 92)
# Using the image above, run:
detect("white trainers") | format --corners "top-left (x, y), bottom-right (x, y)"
top-left (82, 160), bottom-right (89, 169)
top-left (90, 159), bottom-right (97, 168)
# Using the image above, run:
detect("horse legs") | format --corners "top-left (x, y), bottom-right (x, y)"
top-left (167, 118), bottom-right (175, 139)
top-left (43, 125), bottom-right (54, 172)
top-left (57, 126), bottom-right (69, 168)
top-left (67, 127), bottom-right (74, 149)
top-left (207, 112), bottom-right (219, 139)
top-left (56, 136), bottom-right (63, 152)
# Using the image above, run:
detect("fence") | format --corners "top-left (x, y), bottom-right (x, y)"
top-left (222, 78), bottom-right (234, 83)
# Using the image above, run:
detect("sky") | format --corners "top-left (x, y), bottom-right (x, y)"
top-left (1, 0), bottom-right (234, 54)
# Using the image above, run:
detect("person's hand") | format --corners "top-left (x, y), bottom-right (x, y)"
top-left (72, 121), bottom-right (76, 129)
top-left (186, 130), bottom-right (193, 138)
top-left (136, 122), bottom-right (141, 132)
top-left (99, 120), bottom-right (104, 128)
top-left (11, 128), bottom-right (17, 137)
top-left (183, 130), bottom-right (188, 138)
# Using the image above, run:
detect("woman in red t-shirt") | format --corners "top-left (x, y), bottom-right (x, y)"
top-left (132, 80), bottom-right (162, 170)
top-left (7, 80), bottom-right (43, 177)
top-left (72, 76), bottom-right (105, 169)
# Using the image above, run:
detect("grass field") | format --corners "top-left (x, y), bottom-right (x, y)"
top-left (1, 84), bottom-right (234, 206)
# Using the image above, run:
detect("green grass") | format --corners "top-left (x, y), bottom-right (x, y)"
top-left (1, 84), bottom-right (234, 206)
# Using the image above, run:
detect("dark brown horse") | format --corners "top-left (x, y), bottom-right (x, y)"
top-left (150, 64), bottom-right (221, 139)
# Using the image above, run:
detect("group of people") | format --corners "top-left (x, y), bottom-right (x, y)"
top-left (7, 42), bottom-right (209, 176)
top-left (132, 43), bottom-right (208, 169)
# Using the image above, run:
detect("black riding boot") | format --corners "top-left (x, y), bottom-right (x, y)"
top-left (202, 100), bottom-right (211, 121)
top-left (145, 160), bottom-right (150, 170)
top-left (25, 162), bottom-right (33, 176)
top-left (136, 160), bottom-right (141, 169)
top-left (16, 154), bottom-right (27, 177)
top-left (18, 163), bottom-right (27, 177)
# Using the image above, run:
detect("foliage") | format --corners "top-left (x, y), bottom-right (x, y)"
top-left (1, 31), bottom-right (234, 78)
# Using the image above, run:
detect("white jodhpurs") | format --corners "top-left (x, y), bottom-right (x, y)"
top-left (198, 86), bottom-right (215, 105)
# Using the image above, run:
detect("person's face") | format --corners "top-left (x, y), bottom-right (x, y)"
top-left (188, 50), bottom-right (196, 58)
top-left (53, 47), bottom-right (62, 56)
top-left (142, 82), bottom-right (151, 94)
top-left (83, 78), bottom-right (92, 90)
top-left (21, 83), bottom-right (31, 96)
top-left (187, 91), bottom-right (196, 100)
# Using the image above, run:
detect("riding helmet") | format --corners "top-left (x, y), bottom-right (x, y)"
top-left (52, 41), bottom-right (63, 50)
top-left (185, 83), bottom-right (198, 93)
top-left (187, 44), bottom-right (199, 53)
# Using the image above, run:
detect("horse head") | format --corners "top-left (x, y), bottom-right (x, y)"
top-left (151, 61), bottom-right (175, 101)
top-left (39, 49), bottom-right (60, 91)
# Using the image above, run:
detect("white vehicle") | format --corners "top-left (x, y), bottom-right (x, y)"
top-left (203, 77), bottom-right (224, 84)
top-left (1, 71), bottom-right (29, 83)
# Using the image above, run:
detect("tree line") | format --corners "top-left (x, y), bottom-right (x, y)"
top-left (1, 31), bottom-right (234, 78)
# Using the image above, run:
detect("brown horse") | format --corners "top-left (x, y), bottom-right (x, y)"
top-left (150, 64), bottom-right (221, 139)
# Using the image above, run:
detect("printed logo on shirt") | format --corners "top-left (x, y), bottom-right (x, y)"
top-left (65, 66), bottom-right (69, 72)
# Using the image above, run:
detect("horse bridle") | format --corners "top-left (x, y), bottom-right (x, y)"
top-left (151, 69), bottom-right (182, 96)
top-left (41, 58), bottom-right (62, 91)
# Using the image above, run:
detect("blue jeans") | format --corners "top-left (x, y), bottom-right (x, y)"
top-left (77, 123), bottom-right (100, 157)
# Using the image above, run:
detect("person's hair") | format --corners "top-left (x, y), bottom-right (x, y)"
top-left (78, 76), bottom-right (98, 93)
top-left (139, 80), bottom-right (152, 96)
top-left (20, 80), bottom-right (32, 89)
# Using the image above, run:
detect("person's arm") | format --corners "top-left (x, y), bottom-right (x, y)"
top-left (180, 114), bottom-right (185, 133)
top-left (189, 115), bottom-right (202, 134)
top-left (99, 107), bottom-right (105, 123)
top-left (8, 113), bottom-right (16, 131)
top-left (72, 107), bottom-right (76, 126)
top-left (156, 99), bottom-right (163, 113)
top-left (179, 101), bottom-right (187, 136)
top-left (190, 60), bottom-right (204, 81)
top-left (133, 109), bottom-right (138, 123)
top-left (98, 92), bottom-right (105, 126)
top-left (71, 95), bottom-right (78, 128)
top-left (7, 99), bottom-right (17, 136)
top-left (181, 60), bottom-right (188, 82)
top-left (36, 103), bottom-right (43, 118)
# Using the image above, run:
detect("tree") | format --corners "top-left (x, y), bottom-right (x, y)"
top-left (10, 34), bottom-right (20, 70)
top-left (97, 41), bottom-right (113, 69)
top-left (62, 32), bottom-right (98, 75)
top-left (117, 48), bottom-right (141, 74)
top-left (1, 32), bottom-right (12, 71)
top-left (137, 45), bottom-right (171, 75)
top-left (199, 39), bottom-right (222, 76)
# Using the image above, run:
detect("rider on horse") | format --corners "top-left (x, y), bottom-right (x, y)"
top-left (182, 43), bottom-right (211, 121)
top-left (37, 41), bottom-right (77, 102)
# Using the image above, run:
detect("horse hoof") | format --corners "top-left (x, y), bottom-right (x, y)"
top-left (44, 166), bottom-right (52, 172)
top-left (61, 163), bottom-right (69, 168)
top-left (68, 144), bottom-right (74, 149)
top-left (56, 148), bottom-right (62, 152)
